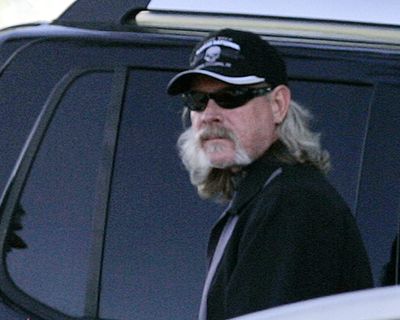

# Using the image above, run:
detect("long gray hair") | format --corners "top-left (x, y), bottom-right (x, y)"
top-left (275, 100), bottom-right (330, 172)
top-left (177, 99), bottom-right (330, 202)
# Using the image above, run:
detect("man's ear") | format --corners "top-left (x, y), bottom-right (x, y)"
top-left (270, 85), bottom-right (291, 124)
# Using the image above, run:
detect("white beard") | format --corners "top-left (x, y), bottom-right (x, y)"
top-left (177, 125), bottom-right (252, 186)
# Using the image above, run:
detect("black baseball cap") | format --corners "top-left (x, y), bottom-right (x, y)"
top-left (167, 28), bottom-right (288, 95)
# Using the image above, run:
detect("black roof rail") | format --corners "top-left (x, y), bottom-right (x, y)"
top-left (55, 0), bottom-right (151, 26)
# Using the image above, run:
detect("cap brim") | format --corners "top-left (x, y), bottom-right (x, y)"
top-left (167, 69), bottom-right (265, 95)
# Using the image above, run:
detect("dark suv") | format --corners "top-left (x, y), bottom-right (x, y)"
top-left (0, 1), bottom-right (399, 319)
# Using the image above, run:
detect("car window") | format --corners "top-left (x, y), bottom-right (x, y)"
top-left (289, 80), bottom-right (372, 213)
top-left (356, 83), bottom-right (400, 286)
top-left (99, 69), bottom-right (222, 320)
top-left (4, 70), bottom-right (113, 317)
top-left (99, 69), bottom-right (377, 319)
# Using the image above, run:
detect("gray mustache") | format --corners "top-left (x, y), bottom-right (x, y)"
top-left (199, 126), bottom-right (236, 142)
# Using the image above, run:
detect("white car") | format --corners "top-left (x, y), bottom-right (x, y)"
top-left (233, 286), bottom-right (400, 320)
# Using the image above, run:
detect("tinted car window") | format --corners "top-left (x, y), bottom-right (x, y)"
top-left (99, 70), bottom-right (377, 319)
top-left (290, 80), bottom-right (372, 212)
top-left (99, 69), bottom-right (222, 320)
top-left (5, 70), bottom-right (113, 317)
top-left (356, 83), bottom-right (400, 286)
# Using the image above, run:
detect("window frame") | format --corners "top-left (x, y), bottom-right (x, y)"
top-left (0, 67), bottom-right (127, 320)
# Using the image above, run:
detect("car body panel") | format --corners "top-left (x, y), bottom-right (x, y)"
top-left (233, 286), bottom-right (400, 320)
top-left (0, 1), bottom-right (399, 319)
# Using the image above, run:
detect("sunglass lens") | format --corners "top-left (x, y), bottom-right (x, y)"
top-left (182, 87), bottom-right (270, 111)
top-left (182, 92), bottom-right (208, 111)
top-left (213, 90), bottom-right (252, 109)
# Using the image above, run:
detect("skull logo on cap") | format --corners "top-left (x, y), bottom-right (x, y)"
top-left (204, 46), bottom-right (221, 63)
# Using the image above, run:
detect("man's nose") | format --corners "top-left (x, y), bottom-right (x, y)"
top-left (199, 99), bottom-right (223, 124)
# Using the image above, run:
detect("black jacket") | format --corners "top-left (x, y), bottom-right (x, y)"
top-left (206, 156), bottom-right (373, 319)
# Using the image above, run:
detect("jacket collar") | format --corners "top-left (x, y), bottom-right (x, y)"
top-left (228, 154), bottom-right (283, 215)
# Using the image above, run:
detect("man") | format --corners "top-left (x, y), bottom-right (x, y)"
top-left (167, 29), bottom-right (373, 320)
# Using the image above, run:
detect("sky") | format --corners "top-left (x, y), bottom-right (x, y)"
top-left (0, 0), bottom-right (75, 29)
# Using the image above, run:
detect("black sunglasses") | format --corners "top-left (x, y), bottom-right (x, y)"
top-left (181, 86), bottom-right (272, 112)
